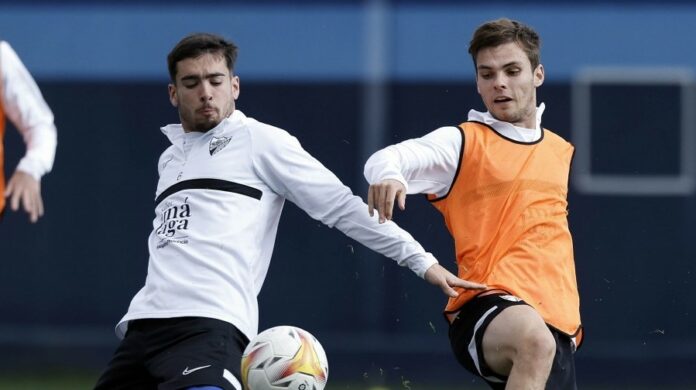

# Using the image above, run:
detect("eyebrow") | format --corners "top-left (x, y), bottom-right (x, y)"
top-left (477, 61), bottom-right (522, 71)
top-left (180, 72), bottom-right (227, 82)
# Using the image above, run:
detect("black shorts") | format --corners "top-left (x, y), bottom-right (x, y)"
top-left (94, 317), bottom-right (249, 390)
top-left (448, 294), bottom-right (577, 390)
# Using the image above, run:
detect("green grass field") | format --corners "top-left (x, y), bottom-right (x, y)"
top-left (0, 371), bottom-right (690, 390)
top-left (0, 371), bottom-right (488, 390)
top-left (0, 373), bottom-right (487, 390)
top-left (0, 372), bottom-right (96, 390)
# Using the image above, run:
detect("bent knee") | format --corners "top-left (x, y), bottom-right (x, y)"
top-left (518, 327), bottom-right (556, 362)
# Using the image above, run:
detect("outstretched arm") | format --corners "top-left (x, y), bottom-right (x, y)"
top-left (251, 125), bottom-right (484, 295)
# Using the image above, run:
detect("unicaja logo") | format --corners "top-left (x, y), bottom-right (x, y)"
top-left (156, 198), bottom-right (191, 248)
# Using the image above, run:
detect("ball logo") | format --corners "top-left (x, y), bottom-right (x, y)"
top-left (280, 331), bottom-right (326, 383)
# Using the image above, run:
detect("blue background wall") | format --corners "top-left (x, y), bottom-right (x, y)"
top-left (1, 1), bottom-right (695, 388)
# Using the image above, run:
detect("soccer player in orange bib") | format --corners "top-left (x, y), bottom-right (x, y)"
top-left (0, 41), bottom-right (57, 222)
top-left (365, 18), bottom-right (582, 389)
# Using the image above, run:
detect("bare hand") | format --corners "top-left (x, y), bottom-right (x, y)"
top-left (367, 179), bottom-right (406, 223)
top-left (5, 170), bottom-right (44, 223)
top-left (424, 263), bottom-right (487, 298)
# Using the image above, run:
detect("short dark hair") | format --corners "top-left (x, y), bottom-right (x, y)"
top-left (468, 18), bottom-right (541, 70)
top-left (167, 33), bottom-right (238, 81)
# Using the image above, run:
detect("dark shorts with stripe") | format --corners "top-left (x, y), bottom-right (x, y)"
top-left (94, 317), bottom-right (249, 390)
top-left (448, 294), bottom-right (577, 390)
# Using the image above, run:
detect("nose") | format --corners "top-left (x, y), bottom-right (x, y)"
top-left (493, 74), bottom-right (507, 90)
top-left (199, 82), bottom-right (213, 101)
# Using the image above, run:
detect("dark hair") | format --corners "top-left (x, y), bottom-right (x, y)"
top-left (468, 18), bottom-right (541, 70)
top-left (167, 33), bottom-right (238, 81)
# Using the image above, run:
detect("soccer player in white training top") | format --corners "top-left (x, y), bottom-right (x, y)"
top-left (94, 33), bottom-right (484, 390)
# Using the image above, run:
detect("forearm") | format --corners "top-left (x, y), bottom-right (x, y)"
top-left (331, 195), bottom-right (438, 278)
top-left (16, 122), bottom-right (57, 179)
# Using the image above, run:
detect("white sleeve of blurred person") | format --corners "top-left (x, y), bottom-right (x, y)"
top-left (250, 123), bottom-right (485, 296)
top-left (364, 126), bottom-right (461, 197)
top-left (0, 41), bottom-right (57, 181)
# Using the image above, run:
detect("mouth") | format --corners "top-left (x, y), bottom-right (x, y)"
top-left (197, 105), bottom-right (217, 115)
top-left (493, 96), bottom-right (513, 104)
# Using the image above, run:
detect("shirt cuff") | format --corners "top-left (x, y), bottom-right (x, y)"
top-left (403, 252), bottom-right (438, 279)
top-left (16, 157), bottom-right (46, 181)
top-left (376, 173), bottom-right (409, 193)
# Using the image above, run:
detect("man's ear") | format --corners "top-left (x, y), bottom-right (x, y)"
top-left (231, 75), bottom-right (240, 100)
top-left (534, 64), bottom-right (545, 87)
top-left (168, 83), bottom-right (178, 107)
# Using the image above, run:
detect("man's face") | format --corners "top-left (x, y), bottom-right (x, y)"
top-left (168, 53), bottom-right (240, 132)
top-left (475, 42), bottom-right (544, 129)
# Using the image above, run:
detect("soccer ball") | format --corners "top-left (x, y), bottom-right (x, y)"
top-left (241, 326), bottom-right (329, 390)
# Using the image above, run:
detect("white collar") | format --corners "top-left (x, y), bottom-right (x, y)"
top-left (467, 103), bottom-right (545, 143)
top-left (160, 109), bottom-right (246, 146)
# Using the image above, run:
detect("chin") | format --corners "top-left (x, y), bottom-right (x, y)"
top-left (490, 109), bottom-right (519, 124)
top-left (194, 120), bottom-right (220, 132)
top-left (489, 111), bottom-right (508, 122)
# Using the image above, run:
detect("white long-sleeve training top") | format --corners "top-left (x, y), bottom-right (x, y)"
top-left (117, 110), bottom-right (438, 340)
top-left (0, 41), bottom-right (57, 180)
top-left (363, 105), bottom-right (545, 197)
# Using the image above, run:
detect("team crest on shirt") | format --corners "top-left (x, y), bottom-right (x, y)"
top-left (209, 136), bottom-right (231, 156)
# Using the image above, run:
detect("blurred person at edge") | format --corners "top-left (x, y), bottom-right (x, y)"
top-left (0, 40), bottom-right (57, 223)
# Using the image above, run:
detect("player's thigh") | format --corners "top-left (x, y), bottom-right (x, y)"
top-left (146, 318), bottom-right (247, 390)
top-left (94, 331), bottom-right (157, 390)
top-left (482, 304), bottom-right (554, 375)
